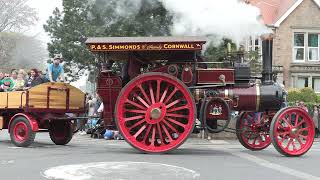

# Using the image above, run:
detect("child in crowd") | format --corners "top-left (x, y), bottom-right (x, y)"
top-left (14, 73), bottom-right (25, 91)
top-left (1, 73), bottom-right (14, 92)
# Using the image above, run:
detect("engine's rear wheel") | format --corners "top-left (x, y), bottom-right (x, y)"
top-left (270, 107), bottom-right (315, 157)
top-left (236, 112), bottom-right (271, 151)
top-left (115, 73), bottom-right (196, 153)
top-left (49, 121), bottom-right (73, 145)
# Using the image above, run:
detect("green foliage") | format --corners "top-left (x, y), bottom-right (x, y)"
top-left (204, 38), bottom-right (236, 62)
top-left (44, 0), bottom-right (173, 81)
top-left (287, 87), bottom-right (319, 103)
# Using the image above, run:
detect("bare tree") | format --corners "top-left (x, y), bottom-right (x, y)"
top-left (0, 33), bottom-right (47, 72)
top-left (0, 0), bottom-right (38, 32)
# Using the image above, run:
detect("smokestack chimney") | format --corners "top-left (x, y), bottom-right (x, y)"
top-left (261, 34), bottom-right (273, 84)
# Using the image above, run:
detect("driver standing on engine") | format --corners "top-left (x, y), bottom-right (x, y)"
top-left (46, 54), bottom-right (65, 82)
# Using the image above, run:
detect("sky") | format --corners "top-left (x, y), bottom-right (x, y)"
top-left (26, 0), bottom-right (62, 43)
top-left (26, 0), bottom-right (88, 89)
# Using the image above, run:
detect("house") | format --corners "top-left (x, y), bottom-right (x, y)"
top-left (246, 0), bottom-right (320, 92)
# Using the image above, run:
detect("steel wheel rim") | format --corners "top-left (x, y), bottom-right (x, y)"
top-left (273, 108), bottom-right (315, 156)
top-left (239, 112), bottom-right (271, 149)
top-left (13, 122), bottom-right (29, 142)
top-left (116, 74), bottom-right (195, 153)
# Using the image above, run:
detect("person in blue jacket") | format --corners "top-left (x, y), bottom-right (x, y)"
top-left (46, 54), bottom-right (65, 82)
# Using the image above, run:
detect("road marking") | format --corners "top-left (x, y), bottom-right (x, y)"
top-left (0, 160), bottom-right (14, 165)
top-left (208, 140), bottom-right (229, 145)
top-left (210, 140), bottom-right (320, 180)
top-left (8, 147), bottom-right (22, 149)
top-left (42, 162), bottom-right (200, 180)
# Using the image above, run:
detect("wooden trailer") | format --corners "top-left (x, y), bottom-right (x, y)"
top-left (0, 82), bottom-right (86, 147)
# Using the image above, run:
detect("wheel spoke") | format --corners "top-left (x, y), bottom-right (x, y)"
top-left (277, 131), bottom-right (290, 137)
top-left (297, 119), bottom-right (305, 127)
top-left (138, 84), bottom-right (151, 105)
top-left (161, 123), bottom-right (173, 142)
top-left (166, 113), bottom-right (188, 119)
top-left (165, 118), bottom-right (186, 128)
top-left (124, 115), bottom-right (145, 122)
top-left (281, 117), bottom-right (292, 127)
top-left (166, 99), bottom-right (181, 109)
top-left (298, 127), bottom-right (310, 133)
top-left (164, 87), bottom-right (178, 104)
top-left (142, 125), bottom-right (152, 142)
top-left (150, 126), bottom-right (156, 146)
top-left (294, 114), bottom-right (299, 127)
top-left (129, 119), bottom-right (146, 130)
top-left (135, 95), bottom-right (150, 108)
top-left (162, 119), bottom-right (179, 133)
top-left (292, 140), bottom-right (297, 150)
top-left (156, 123), bottom-right (164, 144)
top-left (149, 83), bottom-right (155, 104)
top-left (134, 125), bottom-right (146, 138)
top-left (279, 136), bottom-right (286, 145)
top-left (125, 109), bottom-right (147, 114)
top-left (160, 85), bottom-right (169, 103)
top-left (167, 105), bottom-right (189, 112)
top-left (296, 136), bottom-right (304, 146)
top-left (285, 138), bottom-right (293, 149)
top-left (126, 99), bottom-right (147, 110)
top-left (298, 134), bottom-right (308, 140)
top-left (156, 80), bottom-right (161, 102)
top-left (252, 137), bottom-right (258, 145)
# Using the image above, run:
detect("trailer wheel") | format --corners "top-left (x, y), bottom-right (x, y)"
top-left (49, 121), bottom-right (73, 145)
top-left (236, 112), bottom-right (271, 151)
top-left (10, 116), bottom-right (36, 147)
top-left (271, 107), bottom-right (315, 157)
top-left (115, 72), bottom-right (196, 153)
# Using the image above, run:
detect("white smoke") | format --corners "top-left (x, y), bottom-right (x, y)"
top-left (160, 0), bottom-right (270, 44)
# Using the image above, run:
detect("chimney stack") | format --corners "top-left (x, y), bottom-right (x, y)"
top-left (261, 34), bottom-right (273, 84)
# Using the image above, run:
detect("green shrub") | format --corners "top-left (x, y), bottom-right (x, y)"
top-left (287, 88), bottom-right (301, 102)
top-left (287, 87), bottom-right (318, 103)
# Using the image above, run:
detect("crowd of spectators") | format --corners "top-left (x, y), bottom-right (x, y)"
top-left (0, 69), bottom-right (44, 92)
top-left (0, 54), bottom-right (65, 92)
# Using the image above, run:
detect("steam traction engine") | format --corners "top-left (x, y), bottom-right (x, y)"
top-left (86, 36), bottom-right (315, 156)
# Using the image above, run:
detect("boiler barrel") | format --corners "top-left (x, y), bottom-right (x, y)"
top-left (221, 84), bottom-right (284, 112)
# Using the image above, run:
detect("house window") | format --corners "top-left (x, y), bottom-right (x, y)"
top-left (297, 77), bottom-right (309, 88)
top-left (293, 32), bottom-right (320, 62)
top-left (308, 34), bottom-right (319, 61)
top-left (312, 77), bottom-right (320, 93)
top-left (294, 33), bottom-right (305, 61)
top-left (246, 36), bottom-right (262, 61)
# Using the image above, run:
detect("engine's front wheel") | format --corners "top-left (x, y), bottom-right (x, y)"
top-left (270, 107), bottom-right (315, 157)
top-left (115, 73), bottom-right (196, 153)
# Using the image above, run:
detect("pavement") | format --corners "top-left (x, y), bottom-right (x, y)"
top-left (0, 131), bottom-right (320, 180)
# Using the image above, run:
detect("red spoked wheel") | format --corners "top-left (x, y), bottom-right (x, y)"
top-left (10, 116), bottom-right (36, 147)
top-left (270, 107), bottom-right (315, 157)
top-left (236, 112), bottom-right (271, 151)
top-left (115, 73), bottom-right (196, 153)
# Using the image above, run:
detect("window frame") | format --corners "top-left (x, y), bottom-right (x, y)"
top-left (307, 33), bottom-right (319, 61)
top-left (312, 77), bottom-right (320, 93)
top-left (293, 33), bottom-right (306, 62)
